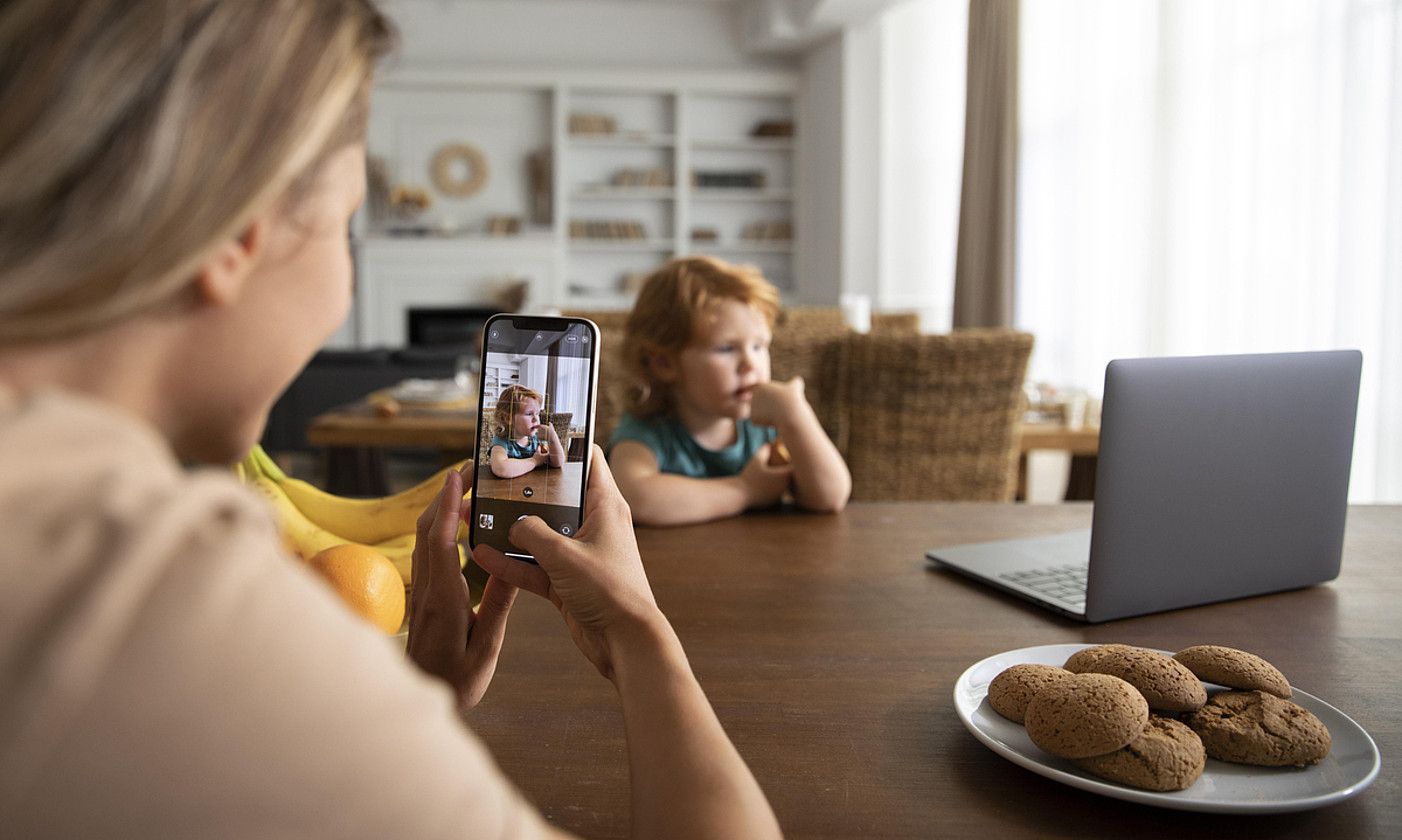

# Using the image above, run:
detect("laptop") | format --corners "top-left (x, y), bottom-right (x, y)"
top-left (926, 350), bottom-right (1362, 623)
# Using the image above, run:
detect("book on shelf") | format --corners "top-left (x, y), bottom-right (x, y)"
top-left (568, 113), bottom-right (617, 135)
top-left (608, 168), bottom-right (673, 188)
top-left (692, 170), bottom-right (767, 189)
top-left (569, 219), bottom-right (647, 240)
top-left (750, 119), bottom-right (795, 138)
top-left (740, 220), bottom-right (793, 242)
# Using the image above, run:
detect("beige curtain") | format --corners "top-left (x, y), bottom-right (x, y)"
top-left (953, 0), bottom-right (1019, 328)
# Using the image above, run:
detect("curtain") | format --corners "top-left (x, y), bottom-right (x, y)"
top-left (1018, 0), bottom-right (1402, 502)
top-left (953, 0), bottom-right (1019, 328)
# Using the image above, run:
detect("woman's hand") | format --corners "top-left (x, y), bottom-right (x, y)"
top-left (407, 464), bottom-right (517, 712)
top-left (470, 446), bottom-right (662, 680)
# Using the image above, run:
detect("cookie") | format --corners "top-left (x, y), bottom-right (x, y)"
top-left (1024, 673), bottom-right (1149, 759)
top-left (1187, 690), bottom-right (1331, 767)
top-left (988, 664), bottom-right (1073, 723)
top-left (1173, 645), bottom-right (1291, 698)
top-left (1073, 716), bottom-right (1206, 792)
top-left (1063, 644), bottom-right (1142, 674)
top-left (1080, 647), bottom-right (1207, 712)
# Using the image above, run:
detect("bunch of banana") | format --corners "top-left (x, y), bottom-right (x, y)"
top-left (237, 445), bottom-right (469, 584)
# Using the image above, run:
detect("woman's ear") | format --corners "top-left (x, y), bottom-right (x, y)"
top-left (193, 217), bottom-right (268, 307)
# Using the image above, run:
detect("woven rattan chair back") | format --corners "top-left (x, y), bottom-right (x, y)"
top-left (770, 307), bottom-right (854, 454)
top-left (844, 329), bottom-right (1033, 501)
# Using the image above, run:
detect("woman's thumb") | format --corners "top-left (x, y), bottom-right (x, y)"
top-left (508, 515), bottom-right (569, 562)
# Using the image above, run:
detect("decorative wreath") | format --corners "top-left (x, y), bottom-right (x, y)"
top-left (430, 142), bottom-right (489, 197)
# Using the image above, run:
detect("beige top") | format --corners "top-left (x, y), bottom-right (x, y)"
top-left (0, 386), bottom-right (553, 839)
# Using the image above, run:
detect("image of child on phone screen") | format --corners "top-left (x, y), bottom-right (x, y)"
top-left (489, 384), bottom-right (564, 478)
top-left (606, 256), bottom-right (851, 526)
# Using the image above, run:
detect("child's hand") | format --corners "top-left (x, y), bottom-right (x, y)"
top-left (738, 444), bottom-right (792, 509)
top-left (749, 377), bottom-right (806, 428)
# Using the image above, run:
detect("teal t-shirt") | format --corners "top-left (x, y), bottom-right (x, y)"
top-left (607, 413), bottom-right (777, 478)
top-left (491, 434), bottom-right (539, 459)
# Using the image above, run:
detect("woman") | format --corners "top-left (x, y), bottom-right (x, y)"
top-left (0, 3), bottom-right (782, 838)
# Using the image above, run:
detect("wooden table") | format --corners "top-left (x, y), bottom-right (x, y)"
top-left (306, 400), bottom-right (476, 495)
top-left (466, 503), bottom-right (1400, 838)
top-left (475, 461), bottom-right (584, 505)
top-left (1018, 423), bottom-right (1101, 501)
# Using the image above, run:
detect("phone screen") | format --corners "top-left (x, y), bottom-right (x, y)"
top-left (468, 316), bottom-right (598, 561)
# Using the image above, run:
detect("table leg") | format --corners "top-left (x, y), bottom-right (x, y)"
top-left (322, 447), bottom-right (389, 497)
top-left (1064, 454), bottom-right (1097, 501)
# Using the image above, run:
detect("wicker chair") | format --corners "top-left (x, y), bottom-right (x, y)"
top-left (771, 307), bottom-right (854, 454)
top-left (592, 324), bottom-right (628, 446)
top-left (561, 309), bottom-right (630, 332)
top-left (870, 311), bottom-right (920, 335)
top-left (558, 312), bottom-right (630, 446)
top-left (843, 329), bottom-right (1033, 501)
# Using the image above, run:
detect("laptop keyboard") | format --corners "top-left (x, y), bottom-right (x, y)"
top-left (999, 563), bottom-right (1089, 611)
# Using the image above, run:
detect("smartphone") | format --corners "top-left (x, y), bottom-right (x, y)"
top-left (467, 314), bottom-right (600, 562)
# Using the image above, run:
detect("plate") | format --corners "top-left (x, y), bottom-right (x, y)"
top-left (953, 644), bottom-right (1381, 813)
top-left (387, 378), bottom-right (473, 406)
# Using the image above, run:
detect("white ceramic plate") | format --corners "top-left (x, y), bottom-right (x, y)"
top-left (953, 644), bottom-right (1381, 813)
top-left (389, 378), bottom-right (473, 405)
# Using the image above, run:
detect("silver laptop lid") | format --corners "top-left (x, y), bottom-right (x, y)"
top-left (1084, 350), bottom-right (1361, 622)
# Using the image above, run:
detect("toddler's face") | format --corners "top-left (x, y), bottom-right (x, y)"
top-left (674, 298), bottom-right (772, 420)
top-left (513, 397), bottom-right (541, 438)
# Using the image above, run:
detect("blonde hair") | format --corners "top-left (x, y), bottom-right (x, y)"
top-left (0, 0), bottom-right (393, 343)
top-left (492, 384), bottom-right (543, 438)
top-left (621, 256), bottom-right (781, 417)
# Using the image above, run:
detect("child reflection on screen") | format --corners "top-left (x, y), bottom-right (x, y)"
top-left (489, 384), bottom-right (565, 478)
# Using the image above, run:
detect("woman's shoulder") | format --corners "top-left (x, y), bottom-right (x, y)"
top-left (0, 387), bottom-right (280, 623)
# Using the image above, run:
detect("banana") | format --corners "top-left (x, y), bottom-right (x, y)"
top-left (248, 473), bottom-right (349, 561)
top-left (372, 531), bottom-right (470, 585)
top-left (373, 532), bottom-right (417, 584)
top-left (247, 445), bottom-right (469, 545)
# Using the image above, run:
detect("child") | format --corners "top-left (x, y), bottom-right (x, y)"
top-left (607, 256), bottom-right (851, 525)
top-left (489, 384), bottom-right (564, 478)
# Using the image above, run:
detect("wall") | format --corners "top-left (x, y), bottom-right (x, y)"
top-left (378, 0), bottom-right (794, 70)
top-left (347, 0), bottom-right (901, 322)
top-left (794, 35), bottom-right (844, 305)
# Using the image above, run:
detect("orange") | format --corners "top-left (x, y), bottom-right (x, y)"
top-left (306, 543), bottom-right (406, 634)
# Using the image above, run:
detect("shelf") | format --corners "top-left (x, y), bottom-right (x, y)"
top-left (691, 138), bottom-right (794, 152)
top-left (692, 188), bottom-right (793, 202)
top-left (564, 290), bottom-right (637, 309)
top-left (572, 187), bottom-right (677, 200)
top-left (569, 133), bottom-right (676, 148)
top-left (691, 241), bottom-right (794, 254)
top-left (569, 238), bottom-right (677, 252)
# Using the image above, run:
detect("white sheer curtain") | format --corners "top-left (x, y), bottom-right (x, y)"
top-left (1018, 0), bottom-right (1402, 502)
top-left (877, 0), bottom-right (967, 328)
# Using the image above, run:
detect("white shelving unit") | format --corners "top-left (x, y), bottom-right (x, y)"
top-left (350, 67), bottom-right (799, 345)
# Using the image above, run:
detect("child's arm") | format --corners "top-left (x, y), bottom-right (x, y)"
top-left (610, 441), bottom-right (791, 527)
top-left (537, 424), bottom-right (566, 468)
top-left (751, 377), bottom-right (851, 512)
top-left (489, 444), bottom-right (545, 479)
